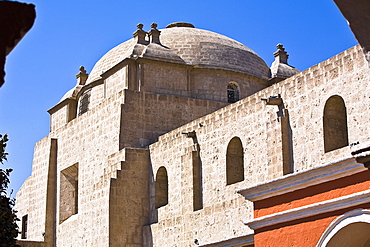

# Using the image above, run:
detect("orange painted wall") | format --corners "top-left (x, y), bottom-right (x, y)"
top-left (254, 170), bottom-right (370, 218)
top-left (252, 170), bottom-right (370, 247)
top-left (254, 204), bottom-right (370, 247)
top-left (254, 215), bottom-right (335, 247)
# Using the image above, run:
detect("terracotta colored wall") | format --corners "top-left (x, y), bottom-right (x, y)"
top-left (255, 215), bottom-right (336, 247)
top-left (254, 204), bottom-right (370, 247)
top-left (255, 170), bottom-right (370, 218)
top-left (253, 171), bottom-right (370, 247)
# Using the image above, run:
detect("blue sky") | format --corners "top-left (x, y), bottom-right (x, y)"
top-left (0, 0), bottom-right (357, 195)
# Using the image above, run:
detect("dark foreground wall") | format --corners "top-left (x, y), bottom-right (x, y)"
top-left (334, 0), bottom-right (370, 64)
top-left (0, 1), bottom-right (36, 87)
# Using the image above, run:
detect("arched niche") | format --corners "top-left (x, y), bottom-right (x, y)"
top-left (317, 209), bottom-right (370, 247)
top-left (155, 166), bottom-right (168, 209)
top-left (323, 95), bottom-right (348, 152)
top-left (226, 136), bottom-right (244, 185)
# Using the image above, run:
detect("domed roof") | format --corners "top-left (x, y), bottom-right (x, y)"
top-left (60, 87), bottom-right (74, 102)
top-left (86, 23), bottom-right (269, 84)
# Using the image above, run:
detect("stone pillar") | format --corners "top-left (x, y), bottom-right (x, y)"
top-left (262, 95), bottom-right (294, 176)
top-left (44, 138), bottom-right (57, 247)
top-left (182, 131), bottom-right (203, 211)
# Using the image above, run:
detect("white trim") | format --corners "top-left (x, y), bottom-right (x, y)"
top-left (238, 157), bottom-right (365, 201)
top-left (245, 189), bottom-right (370, 230)
top-left (316, 209), bottom-right (370, 247)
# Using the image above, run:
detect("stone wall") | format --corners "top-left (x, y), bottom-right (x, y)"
top-left (65, 58), bottom-right (268, 131)
top-left (17, 88), bottom-right (126, 246)
top-left (15, 137), bottom-right (53, 242)
top-left (119, 90), bottom-right (227, 149)
top-left (141, 62), bottom-right (189, 96)
top-left (16, 34), bottom-right (370, 246)
top-left (105, 66), bottom-right (128, 100)
top-left (55, 89), bottom-right (125, 246)
top-left (17, 76), bottom-right (228, 246)
top-left (109, 148), bottom-right (151, 247)
top-left (136, 60), bottom-right (268, 103)
top-left (87, 84), bottom-right (104, 112)
top-left (147, 45), bottom-right (370, 246)
top-left (49, 103), bottom-right (69, 132)
top-left (191, 68), bottom-right (267, 102)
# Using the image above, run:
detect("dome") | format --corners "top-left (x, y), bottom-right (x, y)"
top-left (86, 23), bottom-right (270, 84)
top-left (60, 88), bottom-right (74, 102)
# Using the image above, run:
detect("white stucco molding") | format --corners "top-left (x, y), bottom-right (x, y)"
top-left (351, 141), bottom-right (370, 169)
top-left (244, 189), bottom-right (370, 230)
top-left (316, 209), bottom-right (370, 247)
top-left (238, 156), bottom-right (365, 202)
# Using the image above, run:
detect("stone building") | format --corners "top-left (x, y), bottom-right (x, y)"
top-left (14, 10), bottom-right (370, 247)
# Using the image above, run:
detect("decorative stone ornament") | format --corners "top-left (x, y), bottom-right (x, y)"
top-left (274, 43), bottom-right (289, 64)
top-left (75, 66), bottom-right (88, 86)
top-left (133, 23), bottom-right (148, 45)
top-left (148, 22), bottom-right (161, 44)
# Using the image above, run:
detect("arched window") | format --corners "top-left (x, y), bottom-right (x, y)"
top-left (323, 95), bottom-right (348, 152)
top-left (226, 137), bottom-right (244, 185)
top-left (155, 166), bottom-right (168, 208)
top-left (227, 82), bottom-right (239, 103)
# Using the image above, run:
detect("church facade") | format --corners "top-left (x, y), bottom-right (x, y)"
top-left (15, 19), bottom-right (370, 247)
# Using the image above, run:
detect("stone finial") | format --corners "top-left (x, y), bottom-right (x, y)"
top-left (137, 23), bottom-right (143, 30)
top-left (151, 22), bottom-right (157, 29)
top-left (269, 44), bottom-right (299, 84)
top-left (79, 66), bottom-right (86, 74)
top-left (276, 43), bottom-right (284, 50)
top-left (133, 23), bottom-right (148, 45)
top-left (273, 43), bottom-right (289, 64)
top-left (76, 66), bottom-right (88, 85)
top-left (148, 22), bottom-right (161, 44)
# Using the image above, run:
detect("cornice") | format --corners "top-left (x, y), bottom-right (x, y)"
top-left (238, 157), bottom-right (366, 202)
top-left (47, 98), bottom-right (76, 115)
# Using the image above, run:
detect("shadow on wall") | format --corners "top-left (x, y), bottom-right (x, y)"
top-left (262, 95), bottom-right (294, 175)
top-left (145, 152), bottom-right (155, 246)
top-left (281, 108), bottom-right (294, 175)
top-left (146, 130), bottom-right (205, 245)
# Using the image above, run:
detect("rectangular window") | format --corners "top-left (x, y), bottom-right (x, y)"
top-left (60, 163), bottom-right (79, 223)
top-left (21, 214), bottom-right (28, 239)
top-left (78, 89), bottom-right (91, 116)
